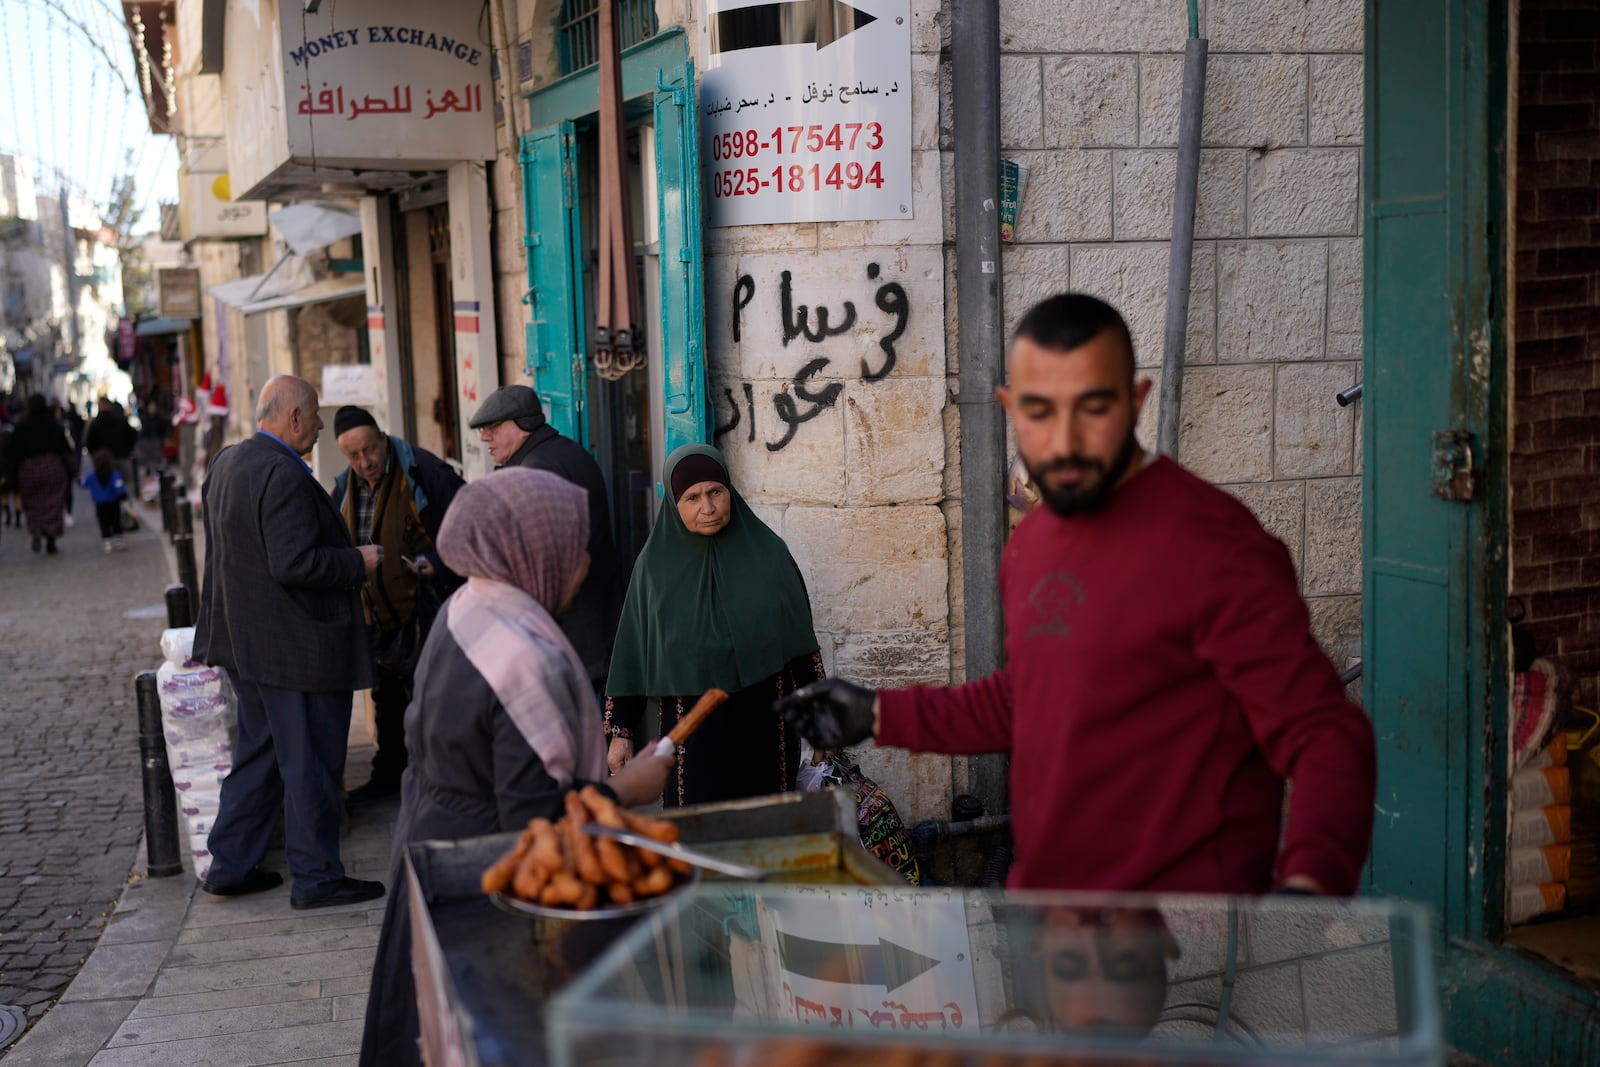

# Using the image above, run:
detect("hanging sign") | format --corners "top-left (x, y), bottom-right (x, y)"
top-left (158, 268), bottom-right (203, 319)
top-left (700, 0), bottom-right (912, 226)
top-left (276, 0), bottom-right (493, 172)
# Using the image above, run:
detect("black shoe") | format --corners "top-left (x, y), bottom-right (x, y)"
top-left (200, 867), bottom-right (284, 897)
top-left (44, 537), bottom-right (58, 555)
top-left (31, 532), bottom-right (40, 552)
top-left (345, 778), bottom-right (401, 806)
top-left (290, 877), bottom-right (385, 911)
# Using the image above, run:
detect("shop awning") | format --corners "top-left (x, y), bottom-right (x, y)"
top-left (209, 256), bottom-right (366, 315)
top-left (233, 275), bottom-right (365, 315)
top-left (268, 203), bottom-right (364, 257)
top-left (135, 318), bottom-right (195, 337)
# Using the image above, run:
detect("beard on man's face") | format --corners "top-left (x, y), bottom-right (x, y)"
top-left (1027, 429), bottom-right (1139, 518)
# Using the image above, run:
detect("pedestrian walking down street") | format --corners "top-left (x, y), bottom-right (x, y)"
top-left (781, 293), bottom-right (1377, 897)
top-left (329, 405), bottom-right (465, 805)
top-left (80, 449), bottom-right (130, 553)
top-left (6, 395), bottom-right (76, 555)
top-left (54, 401), bottom-right (85, 524)
top-left (85, 398), bottom-right (138, 495)
top-left (192, 375), bottom-right (386, 910)
top-left (0, 412), bottom-right (14, 535)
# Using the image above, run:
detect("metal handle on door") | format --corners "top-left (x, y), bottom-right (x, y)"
top-left (1430, 430), bottom-right (1478, 501)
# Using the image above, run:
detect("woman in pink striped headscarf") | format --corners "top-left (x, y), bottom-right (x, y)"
top-left (361, 468), bottom-right (671, 1067)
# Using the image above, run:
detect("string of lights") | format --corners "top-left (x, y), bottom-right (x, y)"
top-left (1, 0), bottom-right (172, 228)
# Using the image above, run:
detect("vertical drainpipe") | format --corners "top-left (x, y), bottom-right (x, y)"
top-left (1157, 17), bottom-right (1208, 458)
top-left (952, 0), bottom-right (1008, 817)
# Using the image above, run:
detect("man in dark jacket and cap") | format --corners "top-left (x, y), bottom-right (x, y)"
top-left (468, 385), bottom-right (620, 693)
top-left (330, 406), bottom-right (466, 804)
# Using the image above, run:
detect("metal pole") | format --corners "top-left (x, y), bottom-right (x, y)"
top-left (173, 498), bottom-right (199, 612)
top-left (165, 583), bottom-right (192, 629)
top-left (952, 0), bottom-right (1009, 819)
top-left (135, 671), bottom-right (183, 877)
top-left (1157, 36), bottom-right (1209, 459)
top-left (158, 469), bottom-right (176, 536)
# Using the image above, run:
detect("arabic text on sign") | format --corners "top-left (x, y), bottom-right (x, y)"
top-left (296, 83), bottom-right (485, 120)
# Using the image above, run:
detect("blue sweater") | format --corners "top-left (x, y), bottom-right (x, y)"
top-left (80, 468), bottom-right (128, 505)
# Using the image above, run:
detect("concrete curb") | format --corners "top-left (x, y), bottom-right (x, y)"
top-left (2, 840), bottom-right (196, 1067)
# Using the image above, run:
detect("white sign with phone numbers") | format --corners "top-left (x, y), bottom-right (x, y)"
top-left (700, 0), bottom-right (912, 226)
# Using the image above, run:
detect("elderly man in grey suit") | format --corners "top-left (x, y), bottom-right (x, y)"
top-left (193, 375), bottom-right (386, 910)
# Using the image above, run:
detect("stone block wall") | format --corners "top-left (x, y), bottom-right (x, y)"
top-left (1158, 900), bottom-right (1407, 1046)
top-left (692, 0), bottom-right (957, 823)
top-left (994, 0), bottom-right (1366, 666)
top-left (1511, 1), bottom-right (1600, 708)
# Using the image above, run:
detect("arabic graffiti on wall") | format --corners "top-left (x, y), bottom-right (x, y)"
top-left (714, 261), bottom-right (910, 453)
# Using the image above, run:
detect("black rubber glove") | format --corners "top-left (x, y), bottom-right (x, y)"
top-left (778, 679), bottom-right (878, 749)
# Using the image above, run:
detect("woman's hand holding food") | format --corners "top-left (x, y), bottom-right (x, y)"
top-left (609, 739), bottom-right (674, 808)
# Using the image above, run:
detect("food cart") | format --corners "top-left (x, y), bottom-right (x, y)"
top-left (406, 790), bottom-right (1443, 1067)
top-left (405, 789), bottom-right (902, 1067)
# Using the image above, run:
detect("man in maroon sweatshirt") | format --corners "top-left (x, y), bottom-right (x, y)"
top-left (780, 293), bottom-right (1376, 896)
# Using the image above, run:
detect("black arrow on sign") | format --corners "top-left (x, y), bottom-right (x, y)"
top-left (777, 929), bottom-right (941, 992)
top-left (711, 0), bottom-right (878, 56)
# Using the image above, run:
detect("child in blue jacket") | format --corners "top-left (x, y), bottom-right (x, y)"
top-left (81, 450), bottom-right (128, 553)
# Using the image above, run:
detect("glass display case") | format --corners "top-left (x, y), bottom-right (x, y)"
top-left (549, 885), bottom-right (1442, 1067)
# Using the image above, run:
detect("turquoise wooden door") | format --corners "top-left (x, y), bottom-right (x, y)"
top-left (1367, 3), bottom-right (1600, 1060)
top-left (521, 119), bottom-right (588, 447)
top-left (1364, 0), bottom-right (1505, 938)
top-left (653, 59), bottom-right (709, 457)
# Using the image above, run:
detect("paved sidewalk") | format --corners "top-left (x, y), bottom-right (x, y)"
top-left (4, 483), bottom-right (402, 1066)
top-left (2, 730), bottom-right (399, 1067)
top-left (0, 487), bottom-right (170, 1050)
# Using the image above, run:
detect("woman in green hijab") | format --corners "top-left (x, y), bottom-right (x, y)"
top-left (604, 443), bottom-right (824, 806)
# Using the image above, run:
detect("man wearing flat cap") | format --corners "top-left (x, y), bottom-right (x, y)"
top-left (331, 405), bottom-right (466, 804)
top-left (469, 385), bottom-right (621, 697)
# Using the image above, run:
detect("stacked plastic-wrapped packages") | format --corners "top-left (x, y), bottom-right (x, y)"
top-left (1509, 737), bottom-right (1572, 923)
top-left (157, 627), bottom-right (237, 880)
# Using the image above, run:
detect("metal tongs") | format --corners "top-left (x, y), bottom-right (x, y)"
top-left (583, 823), bottom-right (768, 881)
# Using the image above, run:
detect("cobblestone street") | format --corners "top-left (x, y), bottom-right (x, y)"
top-left (0, 488), bottom-right (170, 1052)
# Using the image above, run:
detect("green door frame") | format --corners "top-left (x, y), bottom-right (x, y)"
top-left (520, 26), bottom-right (710, 464)
top-left (1365, 0), bottom-right (1600, 1059)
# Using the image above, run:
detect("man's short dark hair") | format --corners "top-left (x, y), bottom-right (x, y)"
top-left (1012, 293), bottom-right (1136, 383)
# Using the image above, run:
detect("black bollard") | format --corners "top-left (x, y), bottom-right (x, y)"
top-left (135, 671), bottom-right (184, 877)
top-left (165, 583), bottom-right (192, 629)
top-left (159, 470), bottom-right (176, 536)
top-left (173, 498), bottom-right (200, 611)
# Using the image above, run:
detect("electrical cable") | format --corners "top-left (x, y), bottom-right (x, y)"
top-left (8, 0), bottom-right (133, 99)
top-left (1214, 902), bottom-right (1240, 1042)
top-left (1161, 1001), bottom-right (1264, 1045)
top-left (26, 4), bottom-right (46, 175)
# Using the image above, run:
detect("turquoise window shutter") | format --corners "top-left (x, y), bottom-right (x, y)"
top-left (521, 119), bottom-right (588, 447)
top-left (653, 58), bottom-right (708, 458)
